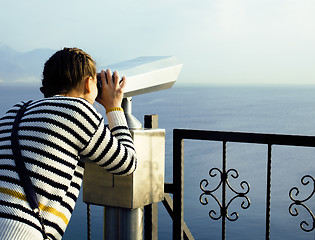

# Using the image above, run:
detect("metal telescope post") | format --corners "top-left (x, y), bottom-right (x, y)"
top-left (102, 99), bottom-right (154, 240)
top-left (122, 97), bottom-right (142, 130)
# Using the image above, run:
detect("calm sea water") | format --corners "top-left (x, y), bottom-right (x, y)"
top-left (1, 84), bottom-right (315, 240)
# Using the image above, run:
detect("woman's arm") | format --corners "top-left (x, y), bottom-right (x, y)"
top-left (81, 69), bottom-right (137, 175)
top-left (80, 112), bottom-right (136, 176)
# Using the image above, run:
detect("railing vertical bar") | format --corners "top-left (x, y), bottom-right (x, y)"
top-left (266, 144), bottom-right (272, 240)
top-left (173, 131), bottom-right (184, 240)
top-left (87, 203), bottom-right (91, 240)
top-left (144, 203), bottom-right (158, 240)
top-left (222, 141), bottom-right (227, 240)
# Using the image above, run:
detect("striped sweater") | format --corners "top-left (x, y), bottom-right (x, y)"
top-left (0, 96), bottom-right (137, 240)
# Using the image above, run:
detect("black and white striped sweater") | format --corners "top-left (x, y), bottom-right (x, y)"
top-left (0, 96), bottom-right (137, 240)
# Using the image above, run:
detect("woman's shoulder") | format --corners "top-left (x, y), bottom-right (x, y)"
top-left (30, 96), bottom-right (103, 122)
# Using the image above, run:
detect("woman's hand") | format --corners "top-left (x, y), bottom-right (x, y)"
top-left (96, 69), bottom-right (126, 111)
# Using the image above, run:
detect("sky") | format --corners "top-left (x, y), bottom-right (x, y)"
top-left (0, 0), bottom-right (315, 85)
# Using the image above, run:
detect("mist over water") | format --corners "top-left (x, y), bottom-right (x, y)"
top-left (1, 84), bottom-right (315, 239)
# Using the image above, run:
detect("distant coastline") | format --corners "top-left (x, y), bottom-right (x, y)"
top-left (0, 44), bottom-right (54, 84)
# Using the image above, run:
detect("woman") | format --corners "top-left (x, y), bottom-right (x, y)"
top-left (0, 47), bottom-right (137, 239)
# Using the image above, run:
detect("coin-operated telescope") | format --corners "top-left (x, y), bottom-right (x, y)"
top-left (83, 56), bottom-right (182, 240)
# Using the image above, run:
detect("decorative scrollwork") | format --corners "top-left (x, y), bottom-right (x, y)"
top-left (200, 167), bottom-right (251, 222)
top-left (289, 175), bottom-right (315, 232)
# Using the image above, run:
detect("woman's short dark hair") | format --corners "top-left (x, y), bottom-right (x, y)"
top-left (40, 47), bottom-right (96, 98)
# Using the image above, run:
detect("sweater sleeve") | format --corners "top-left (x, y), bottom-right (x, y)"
top-left (80, 110), bottom-right (137, 176)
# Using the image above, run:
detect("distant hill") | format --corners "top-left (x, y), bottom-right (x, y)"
top-left (0, 44), bottom-right (55, 83)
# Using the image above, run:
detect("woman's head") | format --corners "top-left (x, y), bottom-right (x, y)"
top-left (40, 47), bottom-right (96, 98)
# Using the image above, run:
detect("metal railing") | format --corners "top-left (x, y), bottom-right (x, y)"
top-left (165, 129), bottom-right (315, 240)
top-left (86, 128), bottom-right (315, 240)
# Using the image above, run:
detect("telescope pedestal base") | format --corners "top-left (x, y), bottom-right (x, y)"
top-left (104, 206), bottom-right (144, 240)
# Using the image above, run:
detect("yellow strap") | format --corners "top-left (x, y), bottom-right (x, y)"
top-left (0, 187), bottom-right (69, 225)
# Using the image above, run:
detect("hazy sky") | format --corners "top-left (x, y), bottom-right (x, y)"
top-left (1, 0), bottom-right (314, 85)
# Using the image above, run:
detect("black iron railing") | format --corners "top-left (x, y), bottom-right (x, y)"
top-left (86, 128), bottom-right (315, 240)
top-left (164, 129), bottom-right (315, 240)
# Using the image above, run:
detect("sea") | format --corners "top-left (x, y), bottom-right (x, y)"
top-left (0, 84), bottom-right (315, 240)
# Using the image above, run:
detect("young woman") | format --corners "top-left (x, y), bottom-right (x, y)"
top-left (0, 47), bottom-right (137, 239)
